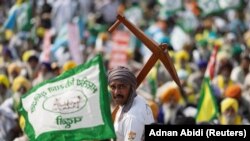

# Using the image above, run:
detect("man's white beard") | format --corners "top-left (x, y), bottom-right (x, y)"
top-left (162, 103), bottom-right (178, 124)
top-left (224, 114), bottom-right (236, 124)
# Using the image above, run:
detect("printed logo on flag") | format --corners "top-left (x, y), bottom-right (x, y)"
top-left (43, 89), bottom-right (88, 114)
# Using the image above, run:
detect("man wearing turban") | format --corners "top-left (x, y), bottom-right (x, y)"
top-left (62, 60), bottom-right (77, 72)
top-left (224, 84), bottom-right (250, 122)
top-left (7, 63), bottom-right (21, 84)
top-left (219, 97), bottom-right (242, 125)
top-left (0, 76), bottom-right (31, 141)
top-left (22, 50), bottom-right (39, 80)
top-left (32, 62), bottom-right (54, 87)
top-left (157, 83), bottom-right (185, 125)
top-left (108, 66), bottom-right (154, 141)
top-left (12, 76), bottom-right (32, 111)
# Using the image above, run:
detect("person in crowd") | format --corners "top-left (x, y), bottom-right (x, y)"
top-left (108, 66), bottom-right (154, 141)
top-left (40, 0), bottom-right (52, 29)
top-left (21, 50), bottom-right (39, 80)
top-left (0, 46), bottom-right (13, 66)
top-left (219, 97), bottom-right (245, 125)
top-left (62, 60), bottom-right (77, 73)
top-left (50, 62), bottom-right (61, 77)
top-left (224, 84), bottom-right (250, 122)
top-left (175, 50), bottom-right (192, 75)
top-left (0, 104), bottom-right (20, 141)
top-left (1, 1), bottom-right (250, 140)
top-left (12, 76), bottom-right (32, 111)
top-left (0, 74), bottom-right (11, 104)
top-left (157, 83), bottom-right (185, 125)
top-left (212, 60), bottom-right (234, 95)
top-left (7, 63), bottom-right (21, 84)
top-left (32, 62), bottom-right (54, 86)
top-left (230, 53), bottom-right (250, 86)
top-left (177, 69), bottom-right (196, 105)
top-left (242, 73), bottom-right (250, 109)
top-left (187, 60), bottom-right (208, 95)
top-left (0, 76), bottom-right (32, 141)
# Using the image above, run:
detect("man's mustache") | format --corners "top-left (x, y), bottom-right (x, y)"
top-left (114, 94), bottom-right (124, 99)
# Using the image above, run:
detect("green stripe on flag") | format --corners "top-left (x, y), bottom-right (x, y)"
top-left (18, 54), bottom-right (116, 141)
top-left (195, 77), bottom-right (219, 123)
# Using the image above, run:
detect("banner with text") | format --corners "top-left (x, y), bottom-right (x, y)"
top-left (18, 54), bottom-right (115, 141)
top-left (108, 30), bottom-right (129, 69)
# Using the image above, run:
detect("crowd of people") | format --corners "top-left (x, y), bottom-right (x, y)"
top-left (0, 0), bottom-right (250, 141)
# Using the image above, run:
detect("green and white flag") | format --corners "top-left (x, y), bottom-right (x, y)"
top-left (218, 0), bottom-right (242, 10)
top-left (198, 0), bottom-right (243, 17)
top-left (198, 0), bottom-right (221, 17)
top-left (158, 0), bottom-right (183, 13)
top-left (18, 54), bottom-right (116, 141)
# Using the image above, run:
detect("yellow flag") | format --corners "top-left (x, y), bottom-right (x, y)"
top-left (195, 77), bottom-right (219, 123)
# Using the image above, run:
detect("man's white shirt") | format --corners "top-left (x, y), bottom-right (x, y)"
top-left (114, 95), bottom-right (154, 141)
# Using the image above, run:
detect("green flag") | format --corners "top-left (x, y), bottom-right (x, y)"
top-left (195, 46), bottom-right (219, 123)
top-left (18, 54), bottom-right (116, 141)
